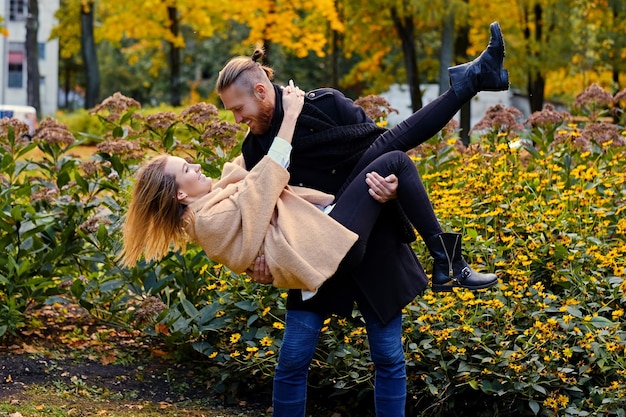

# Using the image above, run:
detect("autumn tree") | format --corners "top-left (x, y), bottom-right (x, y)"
top-left (596, 0), bottom-right (626, 90)
top-left (51, 0), bottom-right (92, 109)
top-left (225, 0), bottom-right (344, 61)
top-left (337, 0), bottom-right (474, 112)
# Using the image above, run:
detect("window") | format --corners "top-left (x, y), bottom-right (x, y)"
top-left (9, 0), bottom-right (28, 22)
top-left (8, 43), bottom-right (25, 88)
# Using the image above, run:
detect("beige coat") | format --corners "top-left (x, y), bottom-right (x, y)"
top-left (184, 156), bottom-right (358, 291)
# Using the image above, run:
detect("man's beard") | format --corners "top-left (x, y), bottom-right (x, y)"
top-left (249, 99), bottom-right (274, 135)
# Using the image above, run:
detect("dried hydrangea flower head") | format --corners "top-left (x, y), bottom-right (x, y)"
top-left (89, 92), bottom-right (141, 123)
top-left (31, 117), bottom-right (75, 148)
top-left (354, 95), bottom-right (398, 125)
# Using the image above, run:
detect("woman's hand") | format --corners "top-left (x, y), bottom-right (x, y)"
top-left (282, 79), bottom-right (305, 121)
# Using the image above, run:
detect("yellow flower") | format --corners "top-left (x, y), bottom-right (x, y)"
top-left (260, 336), bottom-right (273, 347)
top-left (273, 322), bottom-right (285, 330)
top-left (230, 333), bottom-right (241, 344)
top-left (208, 351), bottom-right (218, 359)
top-left (543, 397), bottom-right (558, 410)
top-left (230, 350), bottom-right (240, 358)
top-left (557, 394), bottom-right (569, 407)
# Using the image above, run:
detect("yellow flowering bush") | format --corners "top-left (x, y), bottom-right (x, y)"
top-left (3, 85), bottom-right (625, 415)
top-left (399, 86), bottom-right (626, 416)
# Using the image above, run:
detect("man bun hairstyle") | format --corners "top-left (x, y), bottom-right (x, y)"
top-left (216, 46), bottom-right (275, 94)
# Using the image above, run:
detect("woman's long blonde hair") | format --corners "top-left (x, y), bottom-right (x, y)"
top-left (121, 155), bottom-right (187, 267)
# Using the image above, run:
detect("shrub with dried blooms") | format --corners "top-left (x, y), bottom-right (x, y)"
top-left (551, 129), bottom-right (592, 153)
top-left (134, 296), bottom-right (168, 325)
top-left (354, 95), bottom-right (398, 123)
top-left (470, 104), bottom-right (524, 135)
top-left (31, 117), bottom-right (75, 148)
top-left (611, 88), bottom-right (626, 125)
top-left (200, 120), bottom-right (242, 152)
top-left (573, 83), bottom-right (613, 121)
top-left (144, 111), bottom-right (177, 132)
top-left (580, 122), bottom-right (625, 148)
top-left (79, 216), bottom-right (113, 234)
top-left (79, 160), bottom-right (101, 177)
top-left (96, 138), bottom-right (144, 162)
top-left (179, 102), bottom-right (219, 127)
top-left (30, 186), bottom-right (59, 204)
top-left (89, 92), bottom-right (142, 123)
top-left (525, 103), bottom-right (569, 130)
top-left (0, 117), bottom-right (30, 144)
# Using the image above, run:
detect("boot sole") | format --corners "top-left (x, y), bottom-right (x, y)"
top-left (432, 279), bottom-right (498, 293)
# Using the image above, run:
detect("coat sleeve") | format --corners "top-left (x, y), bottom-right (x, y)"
top-left (188, 157), bottom-right (290, 273)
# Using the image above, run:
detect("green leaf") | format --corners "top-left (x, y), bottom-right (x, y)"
top-left (589, 316), bottom-right (615, 328)
top-left (181, 298), bottom-right (199, 318)
top-left (532, 384), bottom-right (547, 395)
top-left (235, 300), bottom-right (259, 312)
top-left (529, 401), bottom-right (540, 415)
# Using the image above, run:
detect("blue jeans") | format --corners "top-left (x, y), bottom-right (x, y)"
top-left (272, 307), bottom-right (406, 417)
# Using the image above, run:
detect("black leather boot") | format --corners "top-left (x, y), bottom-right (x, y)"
top-left (448, 22), bottom-right (509, 102)
top-left (426, 232), bottom-right (498, 292)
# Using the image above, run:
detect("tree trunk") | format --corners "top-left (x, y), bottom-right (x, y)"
top-left (439, 13), bottom-right (454, 95)
top-left (331, 26), bottom-right (339, 88)
top-left (524, 3), bottom-right (545, 112)
top-left (390, 7), bottom-right (422, 111)
top-left (26, 0), bottom-right (40, 117)
top-left (330, 0), bottom-right (340, 88)
top-left (81, 0), bottom-right (100, 109)
top-left (527, 72), bottom-right (545, 113)
top-left (167, 6), bottom-right (181, 106)
top-left (64, 60), bottom-right (71, 110)
top-left (455, 20), bottom-right (471, 145)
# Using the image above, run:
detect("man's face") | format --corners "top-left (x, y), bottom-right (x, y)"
top-left (220, 84), bottom-right (274, 135)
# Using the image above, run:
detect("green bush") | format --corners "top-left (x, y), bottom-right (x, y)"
top-left (1, 85), bottom-right (625, 416)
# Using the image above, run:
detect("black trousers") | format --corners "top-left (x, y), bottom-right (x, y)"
top-left (330, 88), bottom-right (461, 268)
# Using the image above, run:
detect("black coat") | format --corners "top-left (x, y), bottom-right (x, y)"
top-left (241, 84), bottom-right (428, 324)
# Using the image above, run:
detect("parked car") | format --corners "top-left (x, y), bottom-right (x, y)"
top-left (0, 104), bottom-right (37, 134)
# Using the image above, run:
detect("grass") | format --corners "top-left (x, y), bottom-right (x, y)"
top-left (1, 386), bottom-right (257, 416)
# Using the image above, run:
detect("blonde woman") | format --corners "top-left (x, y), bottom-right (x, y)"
top-left (122, 81), bottom-right (497, 296)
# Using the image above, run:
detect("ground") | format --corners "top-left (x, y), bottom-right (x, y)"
top-left (0, 302), bottom-right (270, 416)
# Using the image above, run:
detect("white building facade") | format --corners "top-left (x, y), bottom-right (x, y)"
top-left (0, 0), bottom-right (59, 116)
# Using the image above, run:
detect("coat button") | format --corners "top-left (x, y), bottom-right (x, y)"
top-left (331, 169), bottom-right (336, 174)
top-left (307, 92), bottom-right (316, 98)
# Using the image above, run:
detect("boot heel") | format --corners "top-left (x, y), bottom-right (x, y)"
top-left (432, 282), bottom-right (455, 292)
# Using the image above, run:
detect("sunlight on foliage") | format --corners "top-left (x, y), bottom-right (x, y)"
top-left (1, 84), bottom-right (625, 416)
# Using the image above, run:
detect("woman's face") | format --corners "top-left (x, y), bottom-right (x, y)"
top-left (164, 156), bottom-right (212, 203)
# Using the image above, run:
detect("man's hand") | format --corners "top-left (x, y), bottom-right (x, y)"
top-left (365, 171), bottom-right (398, 202)
top-left (246, 255), bottom-right (274, 285)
